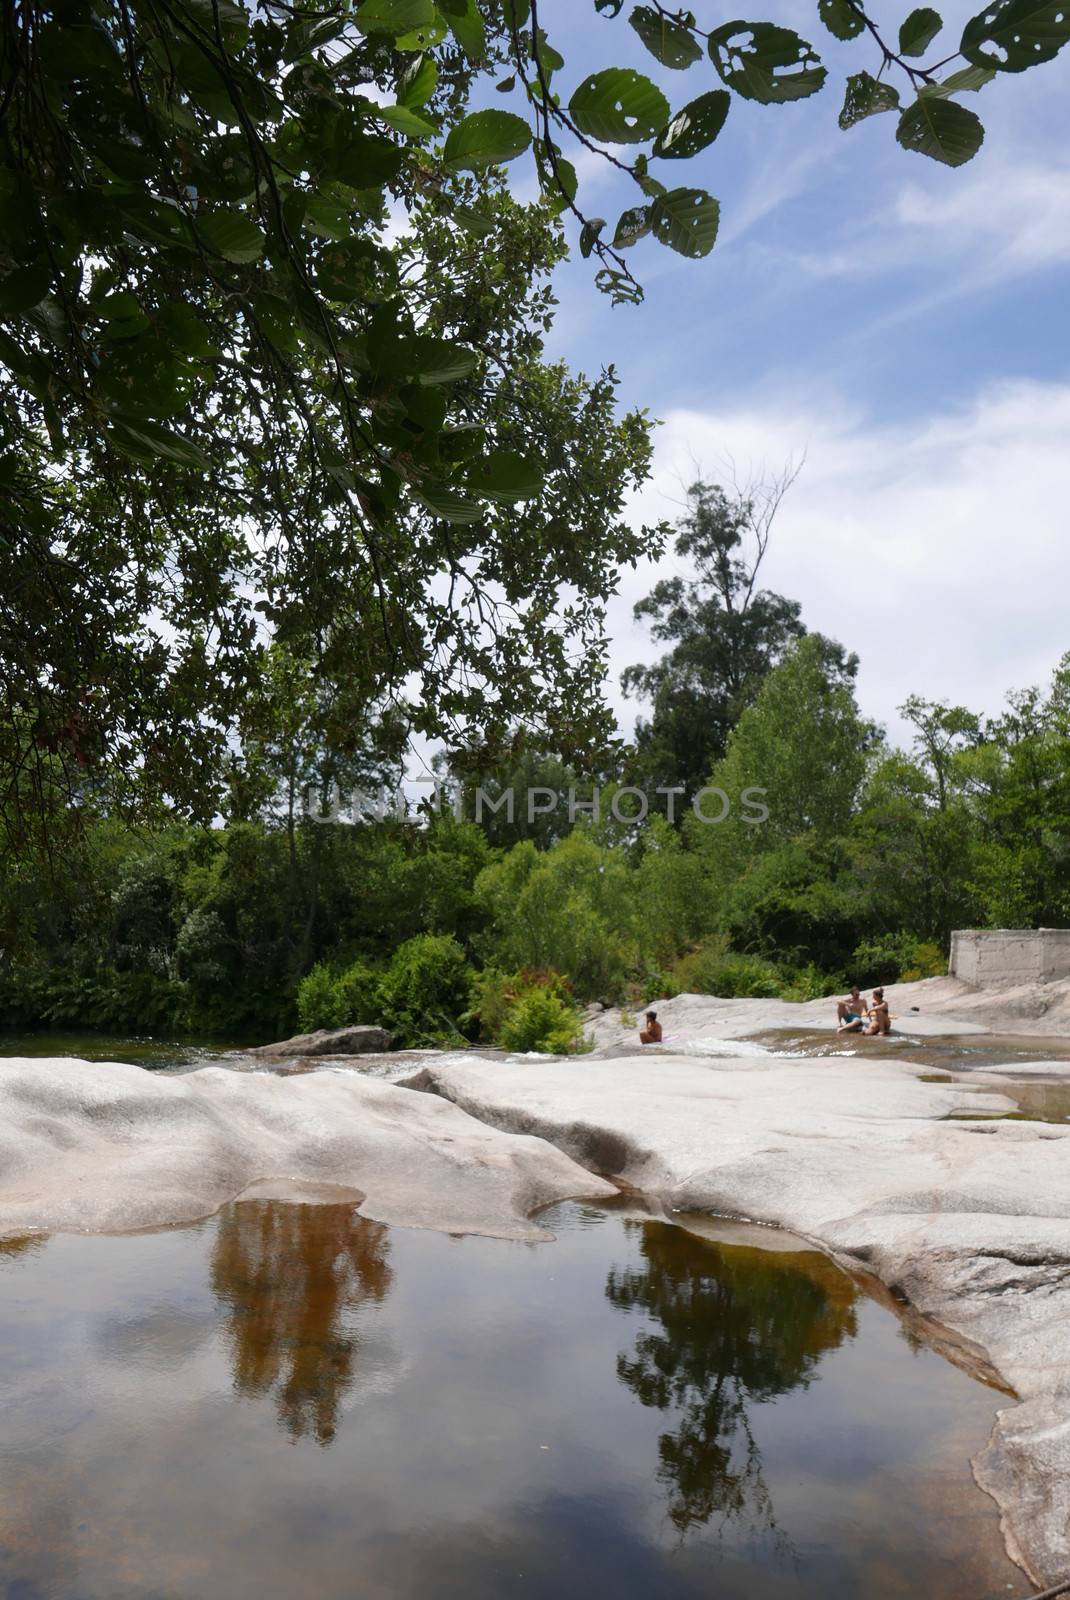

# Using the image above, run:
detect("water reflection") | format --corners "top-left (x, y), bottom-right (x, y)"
top-left (607, 1222), bottom-right (858, 1537)
top-left (210, 1200), bottom-right (393, 1445)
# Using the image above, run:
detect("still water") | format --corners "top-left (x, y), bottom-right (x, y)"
top-left (0, 1198), bottom-right (1019, 1600)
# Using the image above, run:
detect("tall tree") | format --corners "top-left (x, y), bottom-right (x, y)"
top-left (622, 475), bottom-right (816, 798)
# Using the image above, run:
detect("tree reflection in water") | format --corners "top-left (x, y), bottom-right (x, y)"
top-left (210, 1201), bottom-right (392, 1446)
top-left (606, 1221), bottom-right (858, 1540)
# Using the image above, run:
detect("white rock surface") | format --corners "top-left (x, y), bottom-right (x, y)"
top-left (0, 1057), bottom-right (614, 1242)
top-left (584, 977), bottom-right (1070, 1051)
top-left (406, 1051), bottom-right (1070, 1586)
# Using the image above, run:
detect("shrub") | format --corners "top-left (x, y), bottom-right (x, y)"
top-left (296, 959), bottom-right (382, 1034)
top-left (670, 936), bottom-right (782, 999)
top-left (852, 933), bottom-right (946, 988)
top-left (377, 934), bottom-right (475, 1047)
top-left (499, 987), bottom-right (584, 1054)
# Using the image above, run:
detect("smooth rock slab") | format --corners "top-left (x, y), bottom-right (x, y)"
top-left (249, 1025), bottom-right (392, 1057)
top-left (406, 1051), bottom-right (1070, 1586)
top-left (0, 1057), bottom-right (614, 1242)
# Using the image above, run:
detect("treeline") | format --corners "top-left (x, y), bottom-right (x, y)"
top-left (4, 629), bottom-right (1069, 1051)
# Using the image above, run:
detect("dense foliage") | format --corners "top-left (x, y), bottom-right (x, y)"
top-left (4, 642), bottom-right (1068, 1050)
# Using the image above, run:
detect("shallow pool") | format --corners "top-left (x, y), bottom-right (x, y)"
top-left (0, 1198), bottom-right (1019, 1599)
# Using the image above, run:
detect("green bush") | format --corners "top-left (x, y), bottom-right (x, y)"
top-left (467, 966), bottom-right (585, 1054)
top-left (499, 987), bottom-right (584, 1054)
top-left (377, 934), bottom-right (475, 1047)
top-left (670, 937), bottom-right (782, 999)
top-left (296, 958), bottom-right (382, 1033)
top-left (852, 933), bottom-right (946, 988)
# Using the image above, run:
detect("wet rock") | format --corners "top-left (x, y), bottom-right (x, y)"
top-left (0, 1057), bottom-right (614, 1243)
top-left (250, 1025), bottom-right (392, 1057)
top-left (409, 1051), bottom-right (1070, 1587)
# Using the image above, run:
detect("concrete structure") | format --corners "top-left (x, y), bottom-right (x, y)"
top-left (949, 928), bottom-right (1070, 988)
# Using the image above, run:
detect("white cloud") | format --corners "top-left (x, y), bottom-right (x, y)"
top-left (610, 379), bottom-right (1070, 746)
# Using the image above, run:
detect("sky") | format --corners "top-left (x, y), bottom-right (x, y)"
top-left (500, 0), bottom-right (1070, 749)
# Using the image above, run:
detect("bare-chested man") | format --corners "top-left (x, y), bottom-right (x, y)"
top-left (837, 986), bottom-right (866, 1033)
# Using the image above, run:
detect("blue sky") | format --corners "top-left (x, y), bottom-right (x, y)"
top-left (495, 1), bottom-right (1070, 747)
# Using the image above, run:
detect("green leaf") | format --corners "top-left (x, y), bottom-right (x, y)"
top-left (896, 95), bottom-right (984, 163)
top-left (569, 68), bottom-right (671, 143)
top-left (98, 292), bottom-right (151, 340)
top-left (376, 104), bottom-right (439, 139)
top-left (709, 23), bottom-right (827, 104)
top-left (653, 90), bottom-right (731, 158)
top-left (579, 218), bottom-right (606, 258)
top-left (395, 14), bottom-right (449, 49)
top-left (397, 54), bottom-right (438, 107)
top-left (0, 263), bottom-right (51, 315)
top-left (899, 6), bottom-right (943, 54)
top-left (37, 22), bottom-right (123, 81)
top-left (612, 204), bottom-right (653, 249)
top-left (411, 338), bottom-right (480, 384)
top-left (356, 0), bottom-right (437, 34)
top-left (119, 199), bottom-right (195, 253)
top-left (107, 415), bottom-right (211, 469)
top-left (467, 449), bottom-right (543, 504)
top-left (651, 187), bottom-right (720, 257)
top-left (818, 0), bottom-right (866, 39)
top-left (839, 70), bottom-right (901, 125)
top-left (628, 5), bottom-right (703, 67)
top-left (415, 482), bottom-right (484, 523)
top-left (158, 304), bottom-right (218, 359)
top-left (446, 0), bottom-right (488, 61)
top-left (919, 61), bottom-right (996, 94)
top-left (442, 110), bottom-right (532, 170)
top-left (451, 204), bottom-right (497, 237)
top-left (198, 211), bottom-right (266, 263)
top-left (960, 0), bottom-right (1070, 70)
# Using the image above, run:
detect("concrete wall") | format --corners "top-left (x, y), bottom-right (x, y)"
top-left (949, 929), bottom-right (1070, 987)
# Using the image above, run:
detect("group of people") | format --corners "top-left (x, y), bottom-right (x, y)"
top-left (634, 990), bottom-right (891, 1047)
top-left (836, 986), bottom-right (891, 1036)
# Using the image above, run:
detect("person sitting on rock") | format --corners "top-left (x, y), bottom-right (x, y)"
top-left (639, 1010), bottom-right (662, 1045)
top-left (837, 986), bottom-right (866, 1032)
top-left (864, 989), bottom-right (891, 1036)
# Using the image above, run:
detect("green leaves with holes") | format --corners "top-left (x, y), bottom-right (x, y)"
top-left (653, 90), bottom-right (731, 158)
top-left (442, 110), bottom-right (532, 170)
top-left (198, 212), bottom-right (266, 263)
top-left (651, 188), bottom-right (720, 257)
top-left (899, 6), bottom-right (943, 53)
top-left (628, 5), bottom-right (703, 67)
top-left (356, 0), bottom-right (437, 35)
top-left (467, 449), bottom-right (543, 504)
top-left (613, 205), bottom-right (653, 248)
top-left (569, 68), bottom-right (671, 143)
top-left (709, 23), bottom-right (827, 104)
top-left (960, 0), bottom-right (1070, 70)
top-left (896, 95), bottom-right (984, 163)
top-left (839, 71), bottom-right (901, 126)
top-left (818, 0), bottom-right (865, 41)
